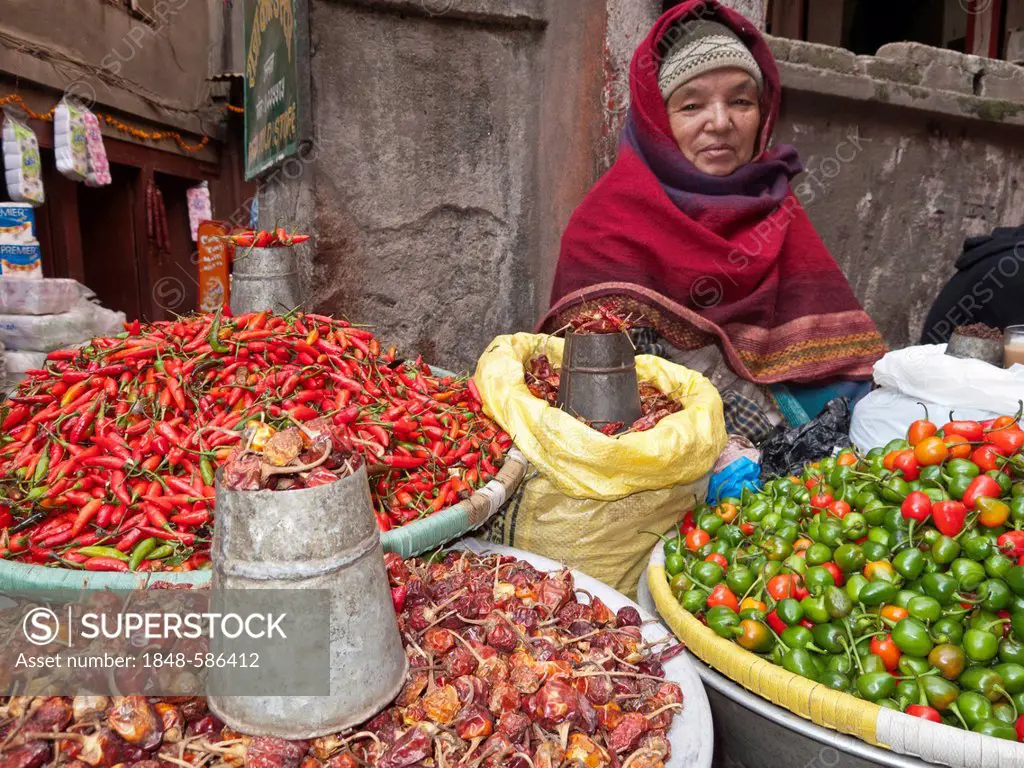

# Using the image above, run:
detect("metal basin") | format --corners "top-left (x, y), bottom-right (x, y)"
top-left (636, 569), bottom-right (940, 768)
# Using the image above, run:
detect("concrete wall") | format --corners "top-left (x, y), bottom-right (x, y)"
top-left (770, 38), bottom-right (1024, 348)
top-left (260, 0), bottom-right (1024, 371)
top-left (0, 0), bottom-right (216, 137)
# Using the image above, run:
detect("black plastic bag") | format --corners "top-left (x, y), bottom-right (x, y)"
top-left (758, 398), bottom-right (853, 480)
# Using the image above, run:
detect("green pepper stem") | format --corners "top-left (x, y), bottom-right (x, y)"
top-left (996, 686), bottom-right (1019, 720)
top-left (948, 703), bottom-right (969, 729)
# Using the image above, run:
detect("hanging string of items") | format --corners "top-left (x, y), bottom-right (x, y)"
top-left (0, 92), bottom-right (245, 154)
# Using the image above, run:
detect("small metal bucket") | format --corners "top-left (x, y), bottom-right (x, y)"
top-left (229, 246), bottom-right (301, 315)
top-left (207, 466), bottom-right (407, 739)
top-left (557, 330), bottom-right (642, 431)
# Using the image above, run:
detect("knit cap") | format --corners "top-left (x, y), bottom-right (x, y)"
top-left (658, 20), bottom-right (764, 100)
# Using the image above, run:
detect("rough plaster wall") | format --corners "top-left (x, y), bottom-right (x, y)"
top-left (296, 1), bottom-right (541, 370)
top-left (0, 0), bottom-right (212, 118)
top-left (774, 95), bottom-right (1024, 349)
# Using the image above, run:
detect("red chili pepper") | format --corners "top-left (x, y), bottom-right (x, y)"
top-left (998, 531), bottom-right (1024, 558)
top-left (987, 426), bottom-right (1024, 456)
top-left (766, 610), bottom-right (787, 634)
top-left (971, 444), bottom-right (1005, 473)
top-left (900, 491), bottom-right (932, 522)
top-left (963, 474), bottom-right (1002, 510)
top-left (83, 556), bottom-right (128, 572)
top-left (932, 500), bottom-right (967, 537)
top-left (391, 584), bottom-right (408, 614)
top-left (706, 584), bottom-right (739, 612)
top-left (905, 705), bottom-right (941, 723)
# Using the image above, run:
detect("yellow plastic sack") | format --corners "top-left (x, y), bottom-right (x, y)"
top-left (473, 333), bottom-right (727, 500)
top-left (487, 473), bottom-right (709, 597)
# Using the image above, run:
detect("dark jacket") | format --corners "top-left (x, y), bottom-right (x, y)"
top-left (920, 226), bottom-right (1024, 344)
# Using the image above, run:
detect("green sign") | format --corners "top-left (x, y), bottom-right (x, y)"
top-left (244, 0), bottom-right (301, 179)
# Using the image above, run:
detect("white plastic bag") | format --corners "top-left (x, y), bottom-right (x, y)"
top-left (0, 278), bottom-right (82, 315)
top-left (0, 297), bottom-right (124, 352)
top-left (850, 344), bottom-right (1024, 450)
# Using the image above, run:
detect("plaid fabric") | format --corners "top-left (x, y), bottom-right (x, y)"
top-left (631, 327), bottom-right (665, 357)
top-left (721, 389), bottom-right (775, 444)
top-left (633, 328), bottom-right (774, 443)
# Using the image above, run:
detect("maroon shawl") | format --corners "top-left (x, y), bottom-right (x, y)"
top-left (540, 0), bottom-right (886, 385)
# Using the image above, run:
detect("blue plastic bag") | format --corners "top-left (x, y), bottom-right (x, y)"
top-left (707, 456), bottom-right (761, 505)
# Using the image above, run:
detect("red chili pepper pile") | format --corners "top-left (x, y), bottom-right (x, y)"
top-left (561, 304), bottom-right (642, 335)
top-left (221, 228), bottom-right (311, 248)
top-left (526, 356), bottom-right (683, 436)
top-left (0, 311), bottom-right (511, 571)
top-left (0, 552), bottom-right (685, 768)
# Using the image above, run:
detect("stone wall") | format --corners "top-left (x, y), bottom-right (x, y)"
top-left (769, 38), bottom-right (1024, 347)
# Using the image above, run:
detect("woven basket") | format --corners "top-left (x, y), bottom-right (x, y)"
top-left (646, 544), bottom-right (1024, 766)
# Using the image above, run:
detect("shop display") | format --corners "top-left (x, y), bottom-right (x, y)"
top-left (82, 110), bottom-right (112, 187)
top-left (2, 112), bottom-right (44, 205)
top-left (657, 406), bottom-right (1024, 742)
top-left (0, 312), bottom-right (511, 571)
top-left (54, 98), bottom-right (89, 182)
top-left (0, 550), bottom-right (687, 768)
top-left (186, 181), bottom-right (212, 242)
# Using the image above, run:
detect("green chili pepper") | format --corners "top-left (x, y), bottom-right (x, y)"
top-left (985, 553), bottom-right (1013, 580)
top-left (811, 622), bottom-right (847, 654)
top-left (805, 543), bottom-right (833, 567)
top-left (824, 585), bottom-right (853, 620)
top-left (960, 666), bottom-right (1005, 700)
top-left (907, 595), bottom-right (941, 623)
top-left (919, 674), bottom-right (960, 711)
top-left (781, 625), bottom-right (815, 650)
top-left (846, 574), bottom-right (869, 602)
top-left (921, 573), bottom-right (958, 605)
top-left (782, 648), bottom-right (820, 681)
top-left (972, 719), bottom-right (1018, 740)
top-left (1000, 637), bottom-right (1024, 666)
top-left (893, 548), bottom-right (925, 580)
top-left (947, 474), bottom-right (973, 501)
top-left (681, 589), bottom-right (706, 613)
top-left (1004, 565), bottom-right (1024, 596)
top-left (800, 595), bottom-right (831, 624)
top-left (76, 546), bottom-right (129, 561)
top-left (200, 455), bottom-right (216, 487)
top-left (857, 671), bottom-right (896, 701)
top-left (955, 691), bottom-right (993, 728)
top-left (148, 544), bottom-right (174, 560)
top-left (931, 535), bottom-right (961, 565)
top-left (707, 605), bottom-right (741, 639)
top-left (129, 537), bottom-right (159, 571)
top-left (858, 580), bottom-right (899, 606)
top-left (951, 558), bottom-right (987, 591)
top-left (208, 310), bottom-right (231, 354)
top-left (891, 617), bottom-right (934, 658)
top-left (979, 579), bottom-right (1012, 612)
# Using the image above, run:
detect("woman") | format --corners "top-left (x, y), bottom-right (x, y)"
top-left (540, 0), bottom-right (887, 442)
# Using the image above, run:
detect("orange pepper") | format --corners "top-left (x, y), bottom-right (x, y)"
top-left (880, 605), bottom-right (909, 623)
top-left (716, 503), bottom-right (739, 523)
top-left (740, 597), bottom-right (767, 614)
top-left (864, 560), bottom-right (895, 582)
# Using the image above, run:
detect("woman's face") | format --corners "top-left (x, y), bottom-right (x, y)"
top-left (666, 68), bottom-right (761, 176)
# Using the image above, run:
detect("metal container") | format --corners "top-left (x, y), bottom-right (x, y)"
top-left (207, 466), bottom-right (407, 739)
top-left (229, 246), bottom-right (301, 315)
top-left (945, 329), bottom-right (1004, 366)
top-left (699, 661), bottom-right (937, 768)
top-left (557, 330), bottom-right (642, 431)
